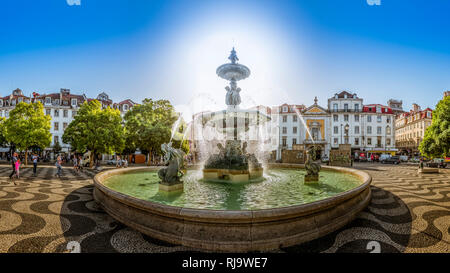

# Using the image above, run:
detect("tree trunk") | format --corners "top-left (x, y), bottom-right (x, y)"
top-left (90, 151), bottom-right (95, 168)
top-left (147, 152), bottom-right (151, 166)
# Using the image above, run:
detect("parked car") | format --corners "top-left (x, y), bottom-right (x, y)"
top-left (379, 154), bottom-right (391, 161)
top-left (321, 155), bottom-right (329, 163)
top-left (381, 156), bottom-right (401, 164)
top-left (409, 156), bottom-right (421, 163)
top-left (399, 155), bottom-right (409, 162)
top-left (426, 158), bottom-right (447, 168)
top-left (358, 156), bottom-right (368, 162)
top-left (107, 159), bottom-right (117, 165)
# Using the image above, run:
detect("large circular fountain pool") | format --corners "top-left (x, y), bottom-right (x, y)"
top-left (103, 168), bottom-right (361, 210)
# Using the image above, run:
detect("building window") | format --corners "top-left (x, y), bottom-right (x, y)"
top-left (367, 126), bottom-right (372, 134)
top-left (387, 138), bottom-right (391, 146)
top-left (282, 106), bottom-right (288, 112)
top-left (355, 138), bottom-right (359, 145)
top-left (72, 111), bottom-right (77, 117)
top-left (282, 127), bottom-right (287, 134)
top-left (377, 115), bottom-right (382, 123)
top-left (293, 115), bottom-right (297, 122)
top-left (354, 104), bottom-right (359, 112)
top-left (0, 100), bottom-right (2, 107)
top-left (334, 126), bottom-right (338, 134)
top-left (292, 138), bottom-right (297, 145)
top-left (386, 126), bottom-right (391, 135)
top-left (63, 110), bottom-right (68, 118)
top-left (63, 122), bottom-right (68, 130)
top-left (282, 137), bottom-right (287, 147)
top-left (355, 126), bottom-right (360, 134)
top-left (333, 114), bottom-right (338, 122)
top-left (386, 117), bottom-right (391, 123)
top-left (54, 122), bottom-right (59, 131)
top-left (293, 127), bottom-right (297, 134)
top-left (11, 100), bottom-right (16, 106)
top-left (282, 115), bottom-right (287, 122)
top-left (367, 138), bottom-right (372, 145)
top-left (344, 114), bottom-right (349, 121)
top-left (54, 110), bottom-right (59, 117)
top-left (367, 115), bottom-right (372, 122)
top-left (354, 114), bottom-right (359, 122)
top-left (333, 103), bottom-right (338, 112)
top-left (334, 138), bottom-right (338, 144)
top-left (54, 136), bottom-right (59, 144)
top-left (46, 109), bottom-right (51, 116)
top-left (18, 98), bottom-right (23, 103)
top-left (377, 126), bottom-right (382, 134)
top-left (344, 103), bottom-right (348, 111)
top-left (5, 111), bottom-right (8, 117)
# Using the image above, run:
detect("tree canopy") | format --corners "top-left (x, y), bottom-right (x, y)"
top-left (4, 102), bottom-right (52, 165)
top-left (419, 96), bottom-right (450, 158)
top-left (124, 99), bottom-right (189, 164)
top-left (0, 117), bottom-right (7, 147)
top-left (62, 100), bottom-right (125, 166)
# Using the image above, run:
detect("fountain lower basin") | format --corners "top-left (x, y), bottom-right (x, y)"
top-left (93, 164), bottom-right (371, 252)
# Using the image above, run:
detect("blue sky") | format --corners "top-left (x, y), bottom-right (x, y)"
top-left (0, 0), bottom-right (449, 116)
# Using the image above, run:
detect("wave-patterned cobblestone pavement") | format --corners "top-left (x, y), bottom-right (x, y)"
top-left (0, 163), bottom-right (448, 253)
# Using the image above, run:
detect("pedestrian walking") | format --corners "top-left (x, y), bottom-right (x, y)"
top-left (32, 153), bottom-right (39, 176)
top-left (116, 155), bottom-right (122, 168)
top-left (73, 155), bottom-right (79, 173)
top-left (55, 155), bottom-right (62, 178)
top-left (15, 158), bottom-right (21, 179)
top-left (78, 155), bottom-right (83, 171)
top-left (9, 152), bottom-right (18, 182)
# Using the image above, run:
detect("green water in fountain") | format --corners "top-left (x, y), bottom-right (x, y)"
top-left (103, 169), bottom-right (361, 210)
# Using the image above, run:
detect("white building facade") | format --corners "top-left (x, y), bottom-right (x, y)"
top-left (328, 91), bottom-right (396, 157)
top-left (0, 88), bottom-right (136, 155)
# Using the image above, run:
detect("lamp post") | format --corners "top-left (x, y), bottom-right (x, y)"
top-left (344, 124), bottom-right (349, 144)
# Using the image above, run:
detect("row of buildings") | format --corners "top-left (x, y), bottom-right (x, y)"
top-left (0, 87), bottom-right (446, 162)
top-left (189, 90), bottom-right (447, 162)
top-left (0, 88), bottom-right (137, 154)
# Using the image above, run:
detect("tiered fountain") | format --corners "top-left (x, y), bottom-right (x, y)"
top-left (93, 48), bottom-right (372, 252)
top-left (202, 48), bottom-right (267, 182)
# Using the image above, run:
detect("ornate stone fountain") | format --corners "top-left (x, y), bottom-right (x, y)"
top-left (202, 48), bottom-right (266, 182)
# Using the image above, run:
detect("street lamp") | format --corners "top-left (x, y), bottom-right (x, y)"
top-left (344, 124), bottom-right (349, 144)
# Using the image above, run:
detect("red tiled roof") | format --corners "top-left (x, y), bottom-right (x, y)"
top-left (363, 104), bottom-right (394, 114)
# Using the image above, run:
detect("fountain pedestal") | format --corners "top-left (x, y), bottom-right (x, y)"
top-left (203, 167), bottom-right (263, 182)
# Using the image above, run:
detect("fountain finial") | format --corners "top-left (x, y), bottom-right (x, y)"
top-left (228, 47), bottom-right (239, 64)
top-left (314, 96), bottom-right (318, 105)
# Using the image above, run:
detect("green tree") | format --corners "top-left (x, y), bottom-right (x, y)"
top-left (0, 117), bottom-right (7, 147)
top-left (63, 100), bottom-right (125, 167)
top-left (124, 99), bottom-right (188, 165)
top-left (419, 96), bottom-right (450, 158)
top-left (52, 141), bottom-right (62, 154)
top-left (5, 102), bottom-right (52, 165)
